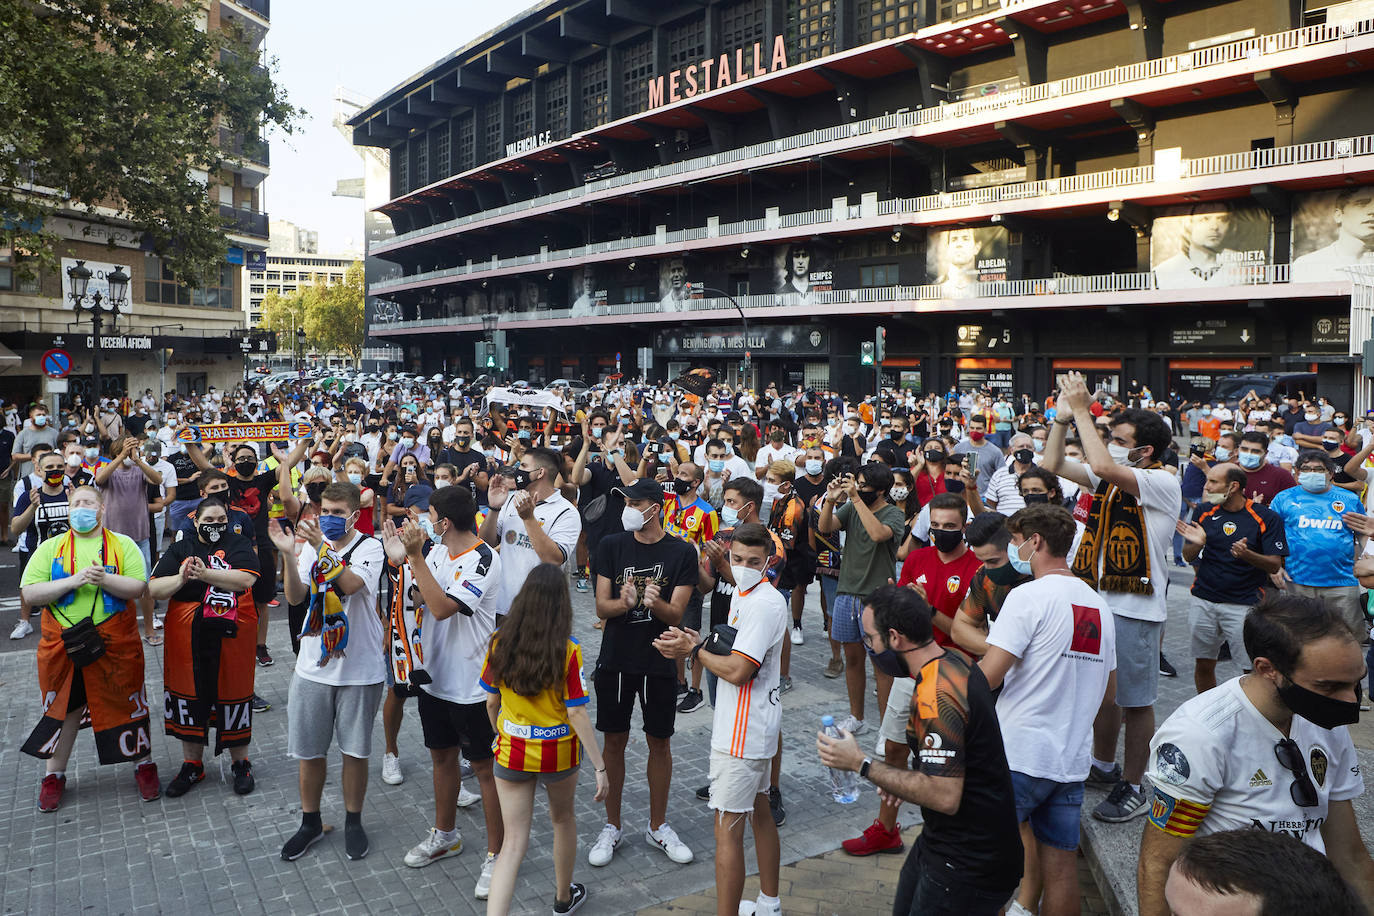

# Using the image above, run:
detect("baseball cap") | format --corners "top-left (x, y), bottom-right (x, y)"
top-left (612, 479), bottom-right (665, 503)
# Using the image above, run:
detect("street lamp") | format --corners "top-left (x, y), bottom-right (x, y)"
top-left (66, 260), bottom-right (128, 406)
top-left (295, 326), bottom-right (306, 374)
top-left (701, 287), bottom-right (751, 385)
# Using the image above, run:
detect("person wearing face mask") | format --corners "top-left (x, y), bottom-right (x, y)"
top-left (14, 403), bottom-right (59, 479)
top-left (817, 583), bottom-right (1024, 916)
top-left (435, 417), bottom-right (488, 507)
top-left (9, 451), bottom-right (74, 640)
top-left (662, 463), bottom-right (721, 696)
top-left (1229, 431), bottom-right (1295, 503)
top-left (753, 423), bottom-right (799, 479)
top-left (267, 482), bottom-right (386, 862)
top-left (585, 478), bottom-right (699, 870)
top-left (1138, 595), bottom-right (1374, 916)
top-left (652, 523), bottom-right (789, 916)
top-left (339, 457), bottom-right (376, 536)
top-left (385, 456), bottom-right (433, 522)
top-left (1042, 372), bottom-right (1182, 824)
top-left (388, 423), bottom-right (430, 470)
top-left (983, 433), bottom-right (1038, 516)
top-left (1292, 403), bottom-right (1333, 450)
top-left (1176, 464), bottom-right (1287, 694)
top-left (93, 436), bottom-right (164, 646)
top-left (951, 512), bottom-right (1034, 659)
top-left (148, 497), bottom-right (261, 798)
top-left (979, 504), bottom-right (1116, 916)
top-left (951, 416), bottom-right (1002, 497)
top-left (480, 447), bottom-right (583, 620)
top-left (177, 471), bottom-right (254, 543)
top-left (20, 485), bottom-right (160, 811)
top-left (571, 416), bottom-right (634, 592)
top-left (1268, 451), bottom-right (1368, 639)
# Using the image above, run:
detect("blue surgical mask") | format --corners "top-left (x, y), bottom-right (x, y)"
top-left (416, 515), bottom-right (438, 542)
top-left (591, 427), bottom-right (603, 439)
top-left (69, 506), bottom-right (99, 534)
top-left (1299, 472), bottom-right (1328, 493)
top-left (517, 430), bottom-right (531, 441)
top-left (669, 431), bottom-right (680, 440)
top-left (805, 459), bottom-right (823, 477)
top-left (1008, 538), bottom-right (1034, 576)
top-left (720, 505), bottom-right (740, 527)
top-left (1237, 452), bottom-right (1261, 470)
top-left (708, 459), bottom-right (725, 474)
top-left (1214, 446), bottom-right (1231, 462)
top-left (347, 472), bottom-right (363, 485)
top-left (318, 514), bottom-right (349, 541)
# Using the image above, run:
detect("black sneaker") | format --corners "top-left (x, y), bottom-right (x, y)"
top-left (677, 681), bottom-right (689, 698)
top-left (695, 784), bottom-right (710, 801)
top-left (231, 759), bottom-right (255, 795)
top-left (768, 786), bottom-right (786, 827)
top-left (1092, 780), bottom-right (1149, 822)
top-left (256, 644), bottom-right (274, 667)
top-left (1218, 641), bottom-right (1232, 661)
top-left (677, 688), bottom-right (705, 714)
top-left (165, 761), bottom-right (205, 798)
top-left (251, 694), bottom-right (271, 713)
top-left (1086, 762), bottom-right (1122, 787)
top-left (345, 820), bottom-right (369, 860)
top-left (281, 822), bottom-right (325, 861)
top-left (553, 882), bottom-right (587, 914)
top-left (1159, 654), bottom-right (1178, 678)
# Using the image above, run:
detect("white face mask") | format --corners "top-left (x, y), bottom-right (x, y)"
top-left (762, 482), bottom-right (780, 506)
top-left (731, 564), bottom-right (764, 593)
top-left (1107, 442), bottom-right (1136, 466)
top-left (621, 504), bottom-right (649, 532)
top-left (434, 479), bottom-right (451, 489)
top-left (890, 486), bottom-right (909, 501)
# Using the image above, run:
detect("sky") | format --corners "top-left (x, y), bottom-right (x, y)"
top-left (261, 0), bottom-right (531, 254)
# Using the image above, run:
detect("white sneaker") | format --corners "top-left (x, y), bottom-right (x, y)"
top-left (381, 752), bottom-right (404, 785)
top-left (789, 626), bottom-right (804, 645)
top-left (152, 615), bottom-right (164, 630)
top-left (837, 715), bottom-right (867, 736)
top-left (587, 823), bottom-right (621, 867)
top-left (739, 894), bottom-right (783, 916)
top-left (457, 784), bottom-right (481, 808)
top-left (473, 851), bottom-right (497, 899)
top-left (9, 618), bottom-right (33, 639)
top-left (646, 822), bottom-right (694, 864)
top-left (403, 827), bottom-right (462, 868)
top-left (1006, 902), bottom-right (1035, 916)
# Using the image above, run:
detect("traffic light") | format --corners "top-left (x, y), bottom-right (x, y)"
top-left (486, 354), bottom-right (496, 368)
top-left (875, 326), bottom-right (886, 363)
top-left (860, 340), bottom-right (875, 366)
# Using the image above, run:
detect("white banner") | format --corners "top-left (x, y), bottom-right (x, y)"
top-left (481, 387), bottom-right (570, 416)
top-left (61, 257), bottom-right (133, 313)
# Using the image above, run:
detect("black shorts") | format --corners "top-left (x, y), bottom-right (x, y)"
top-left (251, 544), bottom-right (278, 604)
top-left (416, 690), bottom-right (496, 760)
top-left (681, 590), bottom-right (705, 633)
top-left (593, 668), bottom-right (677, 739)
top-left (782, 550), bottom-right (816, 589)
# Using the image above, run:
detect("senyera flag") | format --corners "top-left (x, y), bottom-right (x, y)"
top-left (177, 421), bottom-right (313, 444)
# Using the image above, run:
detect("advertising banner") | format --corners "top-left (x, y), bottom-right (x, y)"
top-left (61, 257), bottom-right (133, 313)
top-left (1150, 201), bottom-right (1272, 288)
top-left (1290, 186), bottom-right (1374, 283)
top-left (774, 242), bottom-right (832, 303)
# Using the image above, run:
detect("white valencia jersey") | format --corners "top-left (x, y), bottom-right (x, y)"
top-left (422, 540), bottom-right (502, 705)
top-left (1146, 676), bottom-right (1362, 852)
top-left (711, 580), bottom-right (788, 760)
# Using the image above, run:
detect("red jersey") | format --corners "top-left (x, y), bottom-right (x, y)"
top-left (898, 545), bottom-right (982, 647)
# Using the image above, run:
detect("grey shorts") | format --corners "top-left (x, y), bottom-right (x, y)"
top-left (1289, 583), bottom-right (1365, 641)
top-left (1113, 614), bottom-right (1162, 709)
top-left (494, 762), bottom-right (579, 786)
top-left (1189, 597), bottom-right (1252, 666)
top-left (708, 750), bottom-right (771, 814)
top-left (287, 675), bottom-right (384, 760)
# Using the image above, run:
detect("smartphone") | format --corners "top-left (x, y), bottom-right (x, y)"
top-left (1190, 443), bottom-right (1206, 457)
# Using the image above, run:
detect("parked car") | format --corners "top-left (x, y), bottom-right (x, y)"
top-left (1208, 372), bottom-right (1317, 406)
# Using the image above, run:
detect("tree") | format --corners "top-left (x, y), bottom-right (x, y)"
top-left (305, 261), bottom-right (365, 362)
top-left (257, 289), bottom-right (305, 347)
top-left (0, 1), bottom-right (297, 285)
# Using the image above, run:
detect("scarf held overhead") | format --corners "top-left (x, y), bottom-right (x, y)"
top-left (1071, 476), bottom-right (1155, 596)
top-left (300, 542), bottom-right (349, 667)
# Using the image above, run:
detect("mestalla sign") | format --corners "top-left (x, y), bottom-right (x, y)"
top-left (655, 326), bottom-right (828, 356)
top-left (647, 36), bottom-right (790, 109)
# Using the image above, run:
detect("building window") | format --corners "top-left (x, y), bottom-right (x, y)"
top-left (860, 263), bottom-right (899, 286)
top-left (856, 0), bottom-right (917, 40)
top-left (545, 71), bottom-right (569, 135)
top-left (624, 285), bottom-right (646, 303)
top-left (720, 0), bottom-right (767, 66)
top-left (511, 85), bottom-right (534, 143)
top-left (413, 134), bottom-right (429, 189)
top-left (280, 272), bottom-right (296, 282)
top-left (0, 240), bottom-right (40, 293)
top-left (483, 101), bottom-right (502, 163)
top-left (933, 0), bottom-right (997, 26)
top-left (455, 112), bottom-right (476, 172)
top-left (250, 284), bottom-right (265, 294)
top-left (790, 0), bottom-right (835, 61)
top-left (621, 36), bottom-right (655, 115)
top-left (432, 123), bottom-right (451, 180)
top-left (265, 271), bottom-right (280, 281)
top-left (394, 141), bottom-right (409, 194)
top-left (666, 15), bottom-right (707, 69)
top-left (144, 254), bottom-right (191, 305)
top-left (192, 261), bottom-right (234, 308)
top-left (581, 53), bottom-right (609, 128)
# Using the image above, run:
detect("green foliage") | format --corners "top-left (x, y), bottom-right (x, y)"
top-left (0, 0), bottom-right (297, 285)
top-left (257, 262), bottom-right (365, 361)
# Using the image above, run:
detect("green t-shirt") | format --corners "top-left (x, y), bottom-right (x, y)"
top-left (835, 501), bottom-right (904, 597)
top-left (20, 529), bottom-right (146, 626)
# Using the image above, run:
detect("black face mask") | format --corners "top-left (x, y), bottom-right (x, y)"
top-left (511, 468), bottom-right (533, 490)
top-left (1277, 673), bottom-right (1361, 729)
top-left (305, 482), bottom-right (328, 504)
top-left (867, 644), bottom-right (910, 678)
top-left (198, 522), bottom-right (229, 543)
top-left (455, 436), bottom-right (471, 447)
top-left (858, 489), bottom-right (880, 506)
top-left (984, 561), bottom-right (1023, 586)
top-left (672, 478), bottom-right (693, 496)
top-left (1022, 493), bottom-right (1051, 505)
top-left (924, 451), bottom-right (945, 463)
top-left (890, 430), bottom-right (905, 441)
top-left (931, 528), bottom-right (964, 553)
top-left (234, 459), bottom-right (257, 477)
top-left (1013, 448), bottom-right (1035, 465)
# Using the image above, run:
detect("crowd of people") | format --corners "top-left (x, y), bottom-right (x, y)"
top-left (2, 369), bottom-right (1372, 916)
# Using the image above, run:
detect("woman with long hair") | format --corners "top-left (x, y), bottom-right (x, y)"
top-left (481, 563), bottom-right (607, 915)
top-left (386, 453), bottom-right (432, 520)
top-left (911, 437), bottom-right (950, 509)
top-left (737, 421), bottom-right (760, 464)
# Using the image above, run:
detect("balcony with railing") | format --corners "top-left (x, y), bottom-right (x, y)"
top-left (374, 16), bottom-right (1374, 255)
top-left (221, 204), bottom-right (269, 239)
top-left (218, 128), bottom-right (270, 168)
top-left (222, 0), bottom-right (269, 20)
top-left (370, 132), bottom-right (1374, 296)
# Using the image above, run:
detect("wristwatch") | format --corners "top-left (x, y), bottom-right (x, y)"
top-left (859, 757), bottom-right (874, 780)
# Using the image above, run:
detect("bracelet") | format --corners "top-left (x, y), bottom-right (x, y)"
top-left (1053, 416), bottom-right (1073, 427)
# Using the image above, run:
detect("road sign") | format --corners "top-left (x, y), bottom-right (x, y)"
top-left (41, 349), bottom-right (72, 379)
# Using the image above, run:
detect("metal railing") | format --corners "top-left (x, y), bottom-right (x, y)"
top-left (371, 131), bottom-right (1374, 293)
top-left (220, 204), bottom-right (269, 239)
top-left (218, 128), bottom-right (270, 167)
top-left (223, 0), bottom-right (270, 18)
top-left (370, 264), bottom-right (1320, 333)
top-left (375, 16), bottom-right (1374, 254)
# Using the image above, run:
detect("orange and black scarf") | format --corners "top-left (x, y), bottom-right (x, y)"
top-left (1071, 468), bottom-right (1160, 596)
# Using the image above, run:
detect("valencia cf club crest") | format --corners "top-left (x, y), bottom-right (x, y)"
top-left (1106, 522), bottom-right (1141, 570)
top-left (946, 576), bottom-right (961, 594)
top-left (1332, 500), bottom-right (1346, 514)
top-left (1311, 746), bottom-right (1329, 788)
top-left (1070, 604), bottom-right (1102, 655)
top-left (1222, 522), bottom-right (1237, 536)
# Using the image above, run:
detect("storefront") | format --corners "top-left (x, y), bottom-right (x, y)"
top-left (653, 324), bottom-right (831, 392)
top-left (1167, 359), bottom-right (1256, 401)
top-left (1052, 358), bottom-right (1124, 396)
top-left (955, 358), bottom-right (1015, 396)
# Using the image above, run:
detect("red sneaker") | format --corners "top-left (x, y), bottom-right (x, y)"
top-left (135, 761), bottom-right (161, 801)
top-left (38, 774), bottom-right (66, 812)
top-left (267, 598), bottom-right (280, 608)
top-left (841, 819), bottom-right (904, 856)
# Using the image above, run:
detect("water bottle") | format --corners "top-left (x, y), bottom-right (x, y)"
top-left (821, 715), bottom-right (861, 804)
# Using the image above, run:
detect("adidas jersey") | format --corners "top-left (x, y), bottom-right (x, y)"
top-left (421, 540), bottom-right (502, 705)
top-left (1146, 676), bottom-right (1362, 852)
top-left (711, 580), bottom-right (788, 760)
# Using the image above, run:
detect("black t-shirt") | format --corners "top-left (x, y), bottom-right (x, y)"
top-left (438, 445), bottom-right (486, 504)
top-left (18, 487), bottom-right (71, 550)
top-left (579, 459), bottom-right (626, 551)
top-left (906, 651), bottom-right (1023, 888)
top-left (228, 468), bottom-right (278, 540)
top-left (169, 452), bottom-right (200, 501)
top-left (153, 531), bottom-right (260, 602)
top-left (592, 530), bottom-right (698, 678)
top-left (124, 414), bottom-right (151, 438)
top-left (0, 429), bottom-right (14, 474)
top-left (1191, 501), bottom-right (1287, 605)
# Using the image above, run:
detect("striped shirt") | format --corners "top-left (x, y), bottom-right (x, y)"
top-left (481, 639), bottom-right (589, 773)
top-left (711, 581), bottom-right (788, 760)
